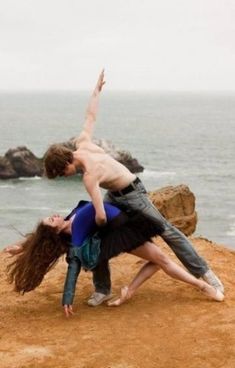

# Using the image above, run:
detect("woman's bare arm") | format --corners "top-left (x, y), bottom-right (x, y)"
top-left (3, 239), bottom-right (25, 255)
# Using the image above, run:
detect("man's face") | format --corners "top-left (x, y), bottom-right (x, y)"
top-left (63, 163), bottom-right (77, 176)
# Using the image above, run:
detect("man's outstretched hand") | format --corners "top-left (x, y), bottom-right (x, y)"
top-left (94, 69), bottom-right (106, 94)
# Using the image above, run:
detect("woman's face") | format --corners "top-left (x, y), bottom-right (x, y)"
top-left (42, 214), bottom-right (65, 233)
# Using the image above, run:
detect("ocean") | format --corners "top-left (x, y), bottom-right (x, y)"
top-left (0, 91), bottom-right (234, 249)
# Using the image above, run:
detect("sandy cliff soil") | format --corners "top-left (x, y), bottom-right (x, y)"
top-left (0, 238), bottom-right (234, 368)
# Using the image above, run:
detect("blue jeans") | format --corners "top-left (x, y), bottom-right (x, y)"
top-left (92, 260), bottom-right (111, 294)
top-left (93, 178), bottom-right (209, 294)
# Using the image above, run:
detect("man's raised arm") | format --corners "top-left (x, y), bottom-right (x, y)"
top-left (74, 70), bottom-right (105, 147)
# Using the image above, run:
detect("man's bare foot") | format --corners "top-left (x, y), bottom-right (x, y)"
top-left (200, 282), bottom-right (224, 302)
top-left (107, 286), bottom-right (132, 307)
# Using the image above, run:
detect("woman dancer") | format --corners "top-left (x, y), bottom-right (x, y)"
top-left (6, 200), bottom-right (224, 317)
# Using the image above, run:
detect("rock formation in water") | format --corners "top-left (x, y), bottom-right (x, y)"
top-left (0, 146), bottom-right (43, 179)
top-left (0, 139), bottom-right (144, 179)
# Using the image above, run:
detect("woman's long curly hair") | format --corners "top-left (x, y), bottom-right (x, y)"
top-left (7, 222), bottom-right (70, 293)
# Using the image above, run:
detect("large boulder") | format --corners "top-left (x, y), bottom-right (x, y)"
top-left (1, 146), bottom-right (43, 179)
top-left (148, 184), bottom-right (197, 235)
top-left (0, 156), bottom-right (18, 179)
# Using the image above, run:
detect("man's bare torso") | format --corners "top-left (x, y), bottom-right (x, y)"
top-left (74, 140), bottom-right (136, 191)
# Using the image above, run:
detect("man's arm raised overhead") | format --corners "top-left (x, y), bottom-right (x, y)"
top-left (74, 69), bottom-right (105, 147)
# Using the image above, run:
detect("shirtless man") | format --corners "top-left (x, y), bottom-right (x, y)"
top-left (44, 70), bottom-right (224, 306)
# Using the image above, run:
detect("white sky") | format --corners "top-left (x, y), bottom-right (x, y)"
top-left (0, 0), bottom-right (235, 91)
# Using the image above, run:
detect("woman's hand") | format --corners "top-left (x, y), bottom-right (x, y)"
top-left (3, 244), bottom-right (22, 256)
top-left (63, 304), bottom-right (74, 318)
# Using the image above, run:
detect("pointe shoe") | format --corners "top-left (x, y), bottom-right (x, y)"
top-left (200, 284), bottom-right (224, 302)
top-left (107, 286), bottom-right (131, 307)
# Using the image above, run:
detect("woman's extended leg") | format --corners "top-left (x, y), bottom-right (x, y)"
top-left (108, 261), bottom-right (159, 306)
top-left (127, 261), bottom-right (160, 291)
top-left (108, 241), bottom-right (224, 306)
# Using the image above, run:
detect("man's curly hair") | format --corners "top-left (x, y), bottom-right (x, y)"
top-left (43, 144), bottom-right (73, 178)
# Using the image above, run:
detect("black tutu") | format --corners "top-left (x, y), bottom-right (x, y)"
top-left (98, 211), bottom-right (164, 262)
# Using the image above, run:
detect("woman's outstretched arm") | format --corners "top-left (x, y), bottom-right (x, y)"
top-left (62, 251), bottom-right (82, 317)
top-left (3, 240), bottom-right (25, 255)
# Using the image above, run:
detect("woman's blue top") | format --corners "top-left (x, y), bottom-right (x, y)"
top-left (62, 200), bottom-right (121, 306)
top-left (70, 201), bottom-right (121, 247)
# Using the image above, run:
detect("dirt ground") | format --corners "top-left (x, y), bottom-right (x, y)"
top-left (0, 237), bottom-right (235, 368)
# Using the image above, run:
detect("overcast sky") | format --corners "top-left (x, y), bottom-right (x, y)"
top-left (1, 0), bottom-right (235, 91)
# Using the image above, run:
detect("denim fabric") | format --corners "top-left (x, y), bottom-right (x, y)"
top-left (74, 233), bottom-right (101, 271)
top-left (103, 179), bottom-right (208, 277)
top-left (92, 260), bottom-right (111, 294)
top-left (62, 253), bottom-right (81, 305)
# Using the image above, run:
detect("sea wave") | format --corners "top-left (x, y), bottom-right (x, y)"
top-left (227, 221), bottom-right (235, 236)
top-left (0, 206), bottom-right (52, 211)
top-left (18, 176), bottom-right (42, 181)
top-left (0, 184), bottom-right (15, 189)
top-left (0, 206), bottom-right (72, 213)
top-left (141, 170), bottom-right (176, 179)
top-left (59, 209), bottom-right (72, 213)
top-left (227, 230), bottom-right (235, 236)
